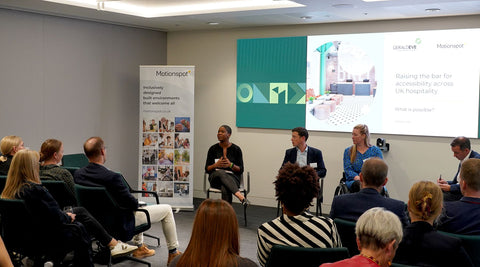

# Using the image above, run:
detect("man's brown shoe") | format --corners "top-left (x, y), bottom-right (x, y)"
top-left (132, 244), bottom-right (155, 259)
top-left (167, 250), bottom-right (182, 265)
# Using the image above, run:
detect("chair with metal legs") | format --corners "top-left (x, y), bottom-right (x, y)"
top-left (203, 172), bottom-right (250, 226)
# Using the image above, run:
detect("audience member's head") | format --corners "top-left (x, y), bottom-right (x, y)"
top-left (275, 162), bottom-right (319, 215)
top-left (356, 207), bottom-right (403, 264)
top-left (451, 136), bottom-right (471, 150)
top-left (177, 199), bottom-right (240, 266)
top-left (460, 158), bottom-right (480, 193)
top-left (292, 127), bottom-right (309, 141)
top-left (450, 136), bottom-right (471, 161)
top-left (1, 149), bottom-right (40, 199)
top-left (0, 135), bottom-right (24, 158)
top-left (83, 137), bottom-right (105, 162)
top-left (360, 157), bottom-right (388, 189)
top-left (39, 139), bottom-right (63, 164)
top-left (408, 181), bottom-right (443, 223)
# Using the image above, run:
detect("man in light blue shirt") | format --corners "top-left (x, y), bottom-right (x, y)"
top-left (282, 127), bottom-right (326, 178)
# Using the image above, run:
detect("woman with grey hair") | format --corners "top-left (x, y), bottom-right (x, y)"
top-left (321, 207), bottom-right (402, 267)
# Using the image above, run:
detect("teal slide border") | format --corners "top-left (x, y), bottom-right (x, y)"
top-left (236, 37), bottom-right (307, 129)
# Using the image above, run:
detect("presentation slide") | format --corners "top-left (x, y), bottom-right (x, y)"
top-left (306, 28), bottom-right (480, 138)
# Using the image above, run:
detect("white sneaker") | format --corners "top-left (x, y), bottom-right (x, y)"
top-left (110, 241), bottom-right (138, 257)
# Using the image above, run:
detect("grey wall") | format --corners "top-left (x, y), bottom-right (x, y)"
top-left (166, 15), bottom-right (480, 211)
top-left (0, 9), bottom-right (167, 185)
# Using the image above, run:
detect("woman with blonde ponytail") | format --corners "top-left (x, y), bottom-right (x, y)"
top-left (393, 181), bottom-right (472, 266)
top-left (343, 124), bottom-right (382, 192)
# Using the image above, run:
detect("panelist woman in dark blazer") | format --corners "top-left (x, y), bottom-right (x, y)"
top-left (205, 125), bottom-right (247, 206)
top-left (282, 127), bottom-right (326, 178)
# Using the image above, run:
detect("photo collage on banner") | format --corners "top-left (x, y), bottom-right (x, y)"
top-left (140, 66), bottom-right (194, 209)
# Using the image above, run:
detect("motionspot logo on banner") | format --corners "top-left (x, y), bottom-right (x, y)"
top-left (156, 70), bottom-right (191, 77)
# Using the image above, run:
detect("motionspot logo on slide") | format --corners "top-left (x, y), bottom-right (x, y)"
top-left (436, 43), bottom-right (465, 49)
top-left (155, 70), bottom-right (191, 78)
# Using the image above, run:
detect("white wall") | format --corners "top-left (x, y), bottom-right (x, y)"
top-left (0, 9), bottom-right (167, 186)
top-left (166, 15), bottom-right (480, 211)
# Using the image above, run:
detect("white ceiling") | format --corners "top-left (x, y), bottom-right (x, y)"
top-left (0, 0), bottom-right (479, 32)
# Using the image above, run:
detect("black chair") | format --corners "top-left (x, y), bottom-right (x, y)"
top-left (62, 153), bottom-right (89, 168)
top-left (333, 218), bottom-right (359, 257)
top-left (120, 173), bottom-right (160, 205)
top-left (265, 245), bottom-right (350, 267)
top-left (439, 231), bottom-right (480, 267)
top-left (119, 173), bottom-right (160, 246)
top-left (203, 172), bottom-right (250, 226)
top-left (61, 166), bottom-right (80, 177)
top-left (42, 180), bottom-right (77, 209)
top-left (0, 175), bottom-right (7, 194)
top-left (0, 198), bottom-right (80, 266)
top-left (75, 184), bottom-right (153, 267)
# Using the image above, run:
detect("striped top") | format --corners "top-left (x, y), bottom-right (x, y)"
top-left (257, 212), bottom-right (342, 267)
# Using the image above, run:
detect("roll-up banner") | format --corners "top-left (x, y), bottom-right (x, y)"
top-left (139, 65), bottom-right (195, 210)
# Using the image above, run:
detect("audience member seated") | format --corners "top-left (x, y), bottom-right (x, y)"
top-left (168, 199), bottom-right (257, 267)
top-left (343, 124), bottom-right (383, 192)
top-left (257, 162), bottom-right (341, 267)
top-left (205, 125), bottom-right (248, 206)
top-left (39, 139), bottom-right (76, 197)
top-left (74, 136), bottom-right (181, 264)
top-left (1, 150), bottom-right (138, 266)
top-left (437, 158), bottom-right (480, 234)
top-left (320, 207), bottom-right (403, 267)
top-left (330, 157), bottom-right (408, 226)
top-left (437, 136), bottom-right (480, 201)
top-left (394, 181), bottom-right (472, 266)
top-left (0, 135), bottom-right (24, 175)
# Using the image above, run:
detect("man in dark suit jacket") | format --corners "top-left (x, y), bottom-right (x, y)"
top-left (282, 127), bottom-right (326, 178)
top-left (74, 137), bottom-right (181, 263)
top-left (437, 158), bottom-right (480, 235)
top-left (330, 157), bottom-right (409, 226)
top-left (437, 136), bottom-right (480, 201)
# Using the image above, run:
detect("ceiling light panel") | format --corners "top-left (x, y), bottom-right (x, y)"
top-left (43, 0), bottom-right (305, 18)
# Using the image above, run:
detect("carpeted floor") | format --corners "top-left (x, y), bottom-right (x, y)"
top-left (97, 198), bottom-right (279, 267)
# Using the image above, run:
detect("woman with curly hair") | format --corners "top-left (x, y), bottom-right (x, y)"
top-left (393, 181), bottom-right (472, 266)
top-left (256, 162), bottom-right (341, 267)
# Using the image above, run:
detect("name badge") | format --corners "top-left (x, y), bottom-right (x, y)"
top-left (310, 163), bottom-right (318, 168)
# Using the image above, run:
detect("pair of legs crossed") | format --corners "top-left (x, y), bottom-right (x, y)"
top-left (133, 204), bottom-right (179, 251)
top-left (208, 169), bottom-right (244, 203)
